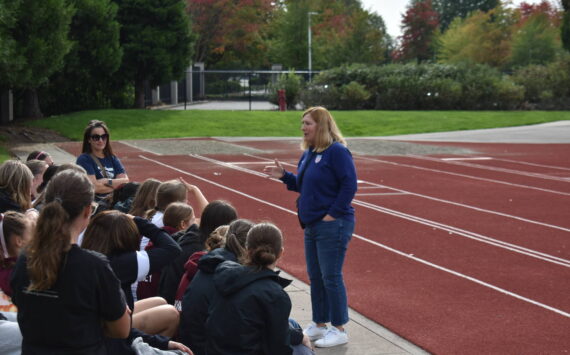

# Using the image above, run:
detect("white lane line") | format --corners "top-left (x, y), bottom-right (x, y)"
top-left (493, 158), bottom-right (570, 172)
top-left (244, 153), bottom-right (570, 233)
top-left (356, 192), bottom-right (408, 196)
top-left (194, 154), bottom-right (570, 267)
top-left (409, 154), bottom-right (570, 183)
top-left (442, 157), bottom-right (492, 161)
top-left (119, 141), bottom-right (163, 155)
top-left (355, 155), bottom-right (570, 197)
top-left (138, 154), bottom-right (570, 319)
top-left (354, 199), bottom-right (570, 267)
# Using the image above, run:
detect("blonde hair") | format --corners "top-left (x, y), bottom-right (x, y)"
top-left (145, 180), bottom-right (187, 220)
top-left (0, 160), bottom-right (33, 211)
top-left (300, 106), bottom-right (346, 153)
top-left (129, 178), bottom-right (161, 217)
top-left (163, 202), bottom-right (193, 230)
top-left (204, 225), bottom-right (229, 251)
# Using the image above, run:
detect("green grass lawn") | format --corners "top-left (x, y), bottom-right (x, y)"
top-left (26, 109), bottom-right (570, 141)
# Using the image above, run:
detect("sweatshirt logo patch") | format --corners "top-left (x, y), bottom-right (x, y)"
top-left (315, 155), bottom-right (322, 163)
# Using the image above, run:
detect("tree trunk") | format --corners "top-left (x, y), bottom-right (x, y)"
top-left (133, 79), bottom-right (146, 108)
top-left (22, 89), bottom-right (44, 119)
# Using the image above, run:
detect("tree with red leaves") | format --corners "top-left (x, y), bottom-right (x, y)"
top-left (393, 0), bottom-right (440, 63)
top-left (187, 0), bottom-right (275, 68)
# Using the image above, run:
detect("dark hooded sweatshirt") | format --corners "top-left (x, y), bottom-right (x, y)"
top-left (205, 260), bottom-right (293, 355)
top-left (178, 248), bottom-right (236, 355)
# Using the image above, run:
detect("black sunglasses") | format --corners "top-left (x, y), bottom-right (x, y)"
top-left (90, 134), bottom-right (109, 141)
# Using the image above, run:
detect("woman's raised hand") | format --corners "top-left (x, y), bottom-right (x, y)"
top-left (263, 159), bottom-right (285, 179)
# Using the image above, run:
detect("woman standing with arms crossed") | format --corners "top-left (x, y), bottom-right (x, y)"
top-left (264, 106), bottom-right (357, 348)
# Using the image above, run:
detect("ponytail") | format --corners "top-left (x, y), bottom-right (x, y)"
top-left (224, 219), bottom-right (253, 263)
top-left (26, 170), bottom-right (93, 291)
top-left (204, 225), bottom-right (229, 251)
top-left (27, 201), bottom-right (71, 290)
top-left (244, 222), bottom-right (283, 271)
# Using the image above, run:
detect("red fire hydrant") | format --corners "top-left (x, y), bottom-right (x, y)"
top-left (278, 89), bottom-right (286, 111)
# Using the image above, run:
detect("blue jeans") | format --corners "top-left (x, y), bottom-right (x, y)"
top-left (304, 218), bottom-right (354, 326)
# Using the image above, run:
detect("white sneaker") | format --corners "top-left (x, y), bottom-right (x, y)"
top-left (303, 322), bottom-right (328, 341)
top-left (314, 326), bottom-right (348, 348)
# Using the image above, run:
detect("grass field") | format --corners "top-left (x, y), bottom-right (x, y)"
top-left (25, 109), bottom-right (570, 141)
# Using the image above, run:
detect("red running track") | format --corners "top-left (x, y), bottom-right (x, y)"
top-left (58, 139), bottom-right (570, 354)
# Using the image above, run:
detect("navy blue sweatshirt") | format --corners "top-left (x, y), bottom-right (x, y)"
top-left (281, 142), bottom-right (357, 226)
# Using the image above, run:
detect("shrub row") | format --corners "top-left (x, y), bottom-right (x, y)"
top-left (296, 56), bottom-right (570, 110)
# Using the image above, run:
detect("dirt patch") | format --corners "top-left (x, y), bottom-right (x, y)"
top-left (0, 124), bottom-right (71, 145)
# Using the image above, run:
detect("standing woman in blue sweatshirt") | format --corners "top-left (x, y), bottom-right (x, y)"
top-left (264, 106), bottom-right (357, 348)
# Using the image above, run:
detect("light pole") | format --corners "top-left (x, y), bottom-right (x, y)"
top-left (308, 11), bottom-right (317, 82)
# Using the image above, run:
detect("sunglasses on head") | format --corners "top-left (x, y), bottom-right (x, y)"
top-left (90, 134), bottom-right (109, 141)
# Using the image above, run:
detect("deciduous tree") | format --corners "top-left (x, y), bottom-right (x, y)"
top-left (437, 5), bottom-right (516, 68)
top-left (393, 0), bottom-right (440, 63)
top-left (187, 0), bottom-right (274, 68)
top-left (433, 0), bottom-right (499, 31)
top-left (509, 2), bottom-right (563, 67)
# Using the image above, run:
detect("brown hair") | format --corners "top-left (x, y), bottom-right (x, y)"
top-left (0, 211), bottom-right (28, 268)
top-left (198, 200), bottom-right (238, 245)
top-left (224, 219), bottom-right (254, 263)
top-left (81, 120), bottom-right (114, 157)
top-left (26, 151), bottom-right (51, 162)
top-left (25, 160), bottom-right (48, 177)
top-left (300, 106), bottom-right (346, 153)
top-left (82, 210), bottom-right (140, 256)
top-left (163, 202), bottom-right (193, 230)
top-left (26, 170), bottom-right (94, 291)
top-left (245, 222), bottom-right (283, 271)
top-left (129, 178), bottom-right (161, 217)
top-left (0, 160), bottom-right (33, 211)
top-left (33, 164), bottom-right (87, 209)
top-left (146, 180), bottom-right (187, 220)
top-left (204, 225), bottom-right (229, 251)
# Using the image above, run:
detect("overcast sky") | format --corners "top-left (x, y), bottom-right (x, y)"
top-left (360, 0), bottom-right (560, 39)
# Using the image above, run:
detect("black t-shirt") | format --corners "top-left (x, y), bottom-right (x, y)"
top-left (10, 244), bottom-right (127, 355)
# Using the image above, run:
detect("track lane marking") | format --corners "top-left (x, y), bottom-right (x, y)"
top-left (355, 155), bottom-right (570, 196)
top-left (244, 153), bottom-right (570, 233)
top-left (409, 154), bottom-right (570, 182)
top-left (138, 154), bottom-right (570, 319)
top-left (194, 154), bottom-right (570, 267)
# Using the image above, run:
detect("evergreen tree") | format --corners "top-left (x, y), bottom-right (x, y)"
top-left (115, 0), bottom-right (194, 108)
top-left (562, 0), bottom-right (570, 52)
top-left (2, 0), bottom-right (74, 118)
top-left (41, 0), bottom-right (122, 114)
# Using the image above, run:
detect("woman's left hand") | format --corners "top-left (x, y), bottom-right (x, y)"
top-left (168, 341), bottom-right (194, 354)
top-left (323, 214), bottom-right (335, 221)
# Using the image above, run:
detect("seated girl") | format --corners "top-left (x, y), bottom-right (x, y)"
top-left (205, 222), bottom-right (311, 355)
top-left (82, 210), bottom-right (190, 354)
top-left (0, 211), bottom-right (33, 355)
top-left (178, 219), bottom-right (253, 355)
top-left (158, 200), bottom-right (237, 305)
top-left (10, 170), bottom-right (131, 354)
top-left (137, 202), bottom-right (195, 300)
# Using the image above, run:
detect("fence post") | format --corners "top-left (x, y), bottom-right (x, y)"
top-left (278, 89), bottom-right (286, 111)
top-left (1, 89), bottom-right (13, 124)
